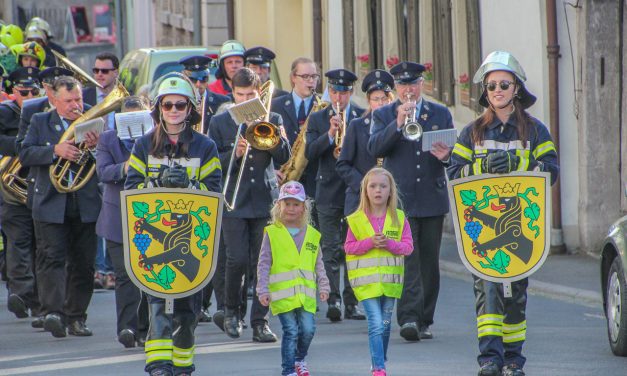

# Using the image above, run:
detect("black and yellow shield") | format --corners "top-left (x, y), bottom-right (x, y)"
top-left (447, 171), bottom-right (551, 283)
top-left (121, 188), bottom-right (223, 299)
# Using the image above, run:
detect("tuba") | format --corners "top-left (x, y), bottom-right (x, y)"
top-left (49, 81), bottom-right (129, 193)
top-left (0, 156), bottom-right (28, 204)
top-left (279, 91), bottom-right (329, 183)
top-left (222, 80), bottom-right (281, 211)
top-left (332, 102), bottom-right (347, 159)
top-left (51, 50), bottom-right (103, 89)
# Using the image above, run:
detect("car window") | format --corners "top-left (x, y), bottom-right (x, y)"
top-left (119, 50), bottom-right (147, 95)
top-left (152, 62), bottom-right (185, 83)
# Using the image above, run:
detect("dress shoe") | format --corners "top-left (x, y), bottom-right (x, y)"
top-left (344, 304), bottom-right (366, 320)
top-left (198, 308), bottom-right (212, 323)
top-left (43, 313), bottom-right (66, 338)
top-left (224, 311), bottom-right (241, 338)
top-left (213, 310), bottom-right (225, 332)
top-left (252, 323), bottom-right (277, 342)
top-left (326, 302), bottom-right (342, 322)
top-left (67, 320), bottom-right (93, 336)
top-left (149, 368), bottom-right (173, 376)
top-left (502, 364), bottom-right (525, 376)
top-left (31, 315), bottom-right (44, 328)
top-left (240, 318), bottom-right (248, 329)
top-left (399, 322), bottom-right (419, 342)
top-left (94, 272), bottom-right (105, 289)
top-left (7, 294), bottom-right (28, 318)
top-left (419, 325), bottom-right (433, 339)
top-left (118, 328), bottom-right (136, 348)
top-left (104, 273), bottom-right (116, 290)
top-left (478, 361), bottom-right (502, 376)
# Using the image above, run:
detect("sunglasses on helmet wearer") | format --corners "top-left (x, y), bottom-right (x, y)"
top-left (161, 100), bottom-right (189, 111)
top-left (484, 80), bottom-right (515, 92)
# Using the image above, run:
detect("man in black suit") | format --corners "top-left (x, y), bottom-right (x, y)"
top-left (20, 76), bottom-right (101, 338)
top-left (82, 52), bottom-right (119, 130)
top-left (305, 69), bottom-right (366, 322)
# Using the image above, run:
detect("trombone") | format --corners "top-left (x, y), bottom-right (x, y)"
top-left (332, 101), bottom-right (347, 159)
top-left (402, 93), bottom-right (423, 141)
top-left (222, 80), bottom-right (282, 211)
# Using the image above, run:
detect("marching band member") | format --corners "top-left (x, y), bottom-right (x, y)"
top-left (11, 41), bottom-right (46, 70)
top-left (179, 55), bottom-right (230, 135)
top-left (337, 69), bottom-right (394, 216)
top-left (305, 68), bottom-right (365, 322)
top-left (125, 73), bottom-right (222, 376)
top-left (25, 16), bottom-right (67, 67)
top-left (368, 61), bottom-right (454, 342)
top-left (0, 67), bottom-right (42, 322)
top-left (244, 46), bottom-right (288, 98)
top-left (209, 68), bottom-right (289, 342)
top-left (208, 40), bottom-right (246, 96)
top-left (447, 51), bottom-right (558, 376)
top-left (20, 76), bottom-right (100, 338)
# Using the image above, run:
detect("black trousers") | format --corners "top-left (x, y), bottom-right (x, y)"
top-left (316, 206), bottom-right (357, 307)
top-left (35, 197), bottom-right (97, 322)
top-left (1, 203), bottom-right (39, 313)
top-left (222, 217), bottom-right (268, 326)
top-left (106, 240), bottom-right (149, 335)
top-left (397, 215), bottom-right (444, 327)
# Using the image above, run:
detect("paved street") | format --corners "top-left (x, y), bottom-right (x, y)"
top-left (1, 271), bottom-right (625, 375)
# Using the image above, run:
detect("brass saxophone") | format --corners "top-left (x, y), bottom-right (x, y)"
top-left (279, 91), bottom-right (329, 183)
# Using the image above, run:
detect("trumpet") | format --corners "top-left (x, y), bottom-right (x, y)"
top-left (402, 93), bottom-right (423, 141)
top-left (332, 101), bottom-right (347, 159)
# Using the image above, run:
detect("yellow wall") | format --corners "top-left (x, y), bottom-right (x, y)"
top-left (234, 0), bottom-right (314, 89)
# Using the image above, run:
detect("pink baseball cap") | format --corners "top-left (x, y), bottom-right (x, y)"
top-left (278, 181), bottom-right (306, 202)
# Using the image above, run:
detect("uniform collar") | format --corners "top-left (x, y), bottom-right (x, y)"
top-left (487, 114), bottom-right (518, 130)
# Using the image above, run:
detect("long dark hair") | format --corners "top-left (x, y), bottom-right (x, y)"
top-left (149, 100), bottom-right (192, 159)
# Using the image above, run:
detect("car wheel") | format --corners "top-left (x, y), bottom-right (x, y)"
top-left (607, 257), bottom-right (627, 356)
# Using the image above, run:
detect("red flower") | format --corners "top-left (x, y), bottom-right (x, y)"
top-left (356, 54), bottom-right (370, 63)
top-left (458, 73), bottom-right (469, 84)
top-left (423, 61), bottom-right (433, 72)
top-left (385, 55), bottom-right (400, 69)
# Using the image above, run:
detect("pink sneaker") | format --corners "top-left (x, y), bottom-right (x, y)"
top-left (372, 370), bottom-right (387, 376)
top-left (295, 360), bottom-right (310, 376)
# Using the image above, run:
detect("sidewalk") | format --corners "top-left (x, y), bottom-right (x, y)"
top-left (439, 232), bottom-right (603, 307)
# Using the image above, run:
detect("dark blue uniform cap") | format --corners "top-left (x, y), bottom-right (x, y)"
top-left (244, 46), bottom-right (275, 67)
top-left (389, 62), bottom-right (425, 84)
top-left (361, 69), bottom-right (394, 94)
top-left (39, 66), bottom-right (73, 83)
top-left (9, 67), bottom-right (41, 87)
top-left (179, 55), bottom-right (212, 72)
top-left (325, 69), bottom-right (357, 92)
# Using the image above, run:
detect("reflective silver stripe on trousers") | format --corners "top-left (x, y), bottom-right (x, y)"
top-left (270, 285), bottom-right (317, 301)
top-left (346, 256), bottom-right (403, 271)
top-left (269, 269), bottom-right (316, 284)
top-left (349, 273), bottom-right (402, 287)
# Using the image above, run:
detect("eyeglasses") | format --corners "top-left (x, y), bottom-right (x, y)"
top-left (485, 80), bottom-right (514, 92)
top-left (92, 68), bottom-right (115, 74)
top-left (188, 76), bottom-right (208, 83)
top-left (161, 101), bottom-right (189, 111)
top-left (369, 95), bottom-right (389, 103)
top-left (294, 73), bottom-right (320, 81)
top-left (17, 88), bottom-right (40, 96)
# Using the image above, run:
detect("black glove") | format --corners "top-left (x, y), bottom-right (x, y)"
top-left (160, 165), bottom-right (190, 188)
top-left (482, 150), bottom-right (519, 174)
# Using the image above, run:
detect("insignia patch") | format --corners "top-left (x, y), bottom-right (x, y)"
top-left (285, 100), bottom-right (291, 106)
top-left (432, 125), bottom-right (439, 130)
top-left (55, 124), bottom-right (62, 132)
top-left (305, 242), bottom-right (317, 253)
top-left (421, 114), bottom-right (428, 121)
top-left (365, 118), bottom-right (370, 124)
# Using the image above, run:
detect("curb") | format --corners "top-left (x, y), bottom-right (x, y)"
top-left (440, 260), bottom-right (603, 307)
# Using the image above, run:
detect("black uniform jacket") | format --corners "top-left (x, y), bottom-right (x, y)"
top-left (82, 87), bottom-right (98, 107)
top-left (201, 89), bottom-right (231, 135)
top-left (305, 102), bottom-right (365, 209)
top-left (209, 110), bottom-right (289, 218)
top-left (0, 100), bottom-right (21, 155)
top-left (367, 99), bottom-right (453, 218)
top-left (19, 109), bottom-right (101, 223)
top-left (336, 113), bottom-right (378, 216)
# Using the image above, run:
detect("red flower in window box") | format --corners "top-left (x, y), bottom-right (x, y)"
top-left (385, 55), bottom-right (400, 69)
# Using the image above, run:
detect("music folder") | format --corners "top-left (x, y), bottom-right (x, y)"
top-left (227, 97), bottom-right (266, 125)
top-left (421, 128), bottom-right (458, 152)
top-left (115, 110), bottom-right (154, 140)
top-left (74, 118), bottom-right (105, 143)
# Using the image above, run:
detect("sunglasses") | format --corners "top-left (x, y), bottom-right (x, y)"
top-left (161, 101), bottom-right (189, 111)
top-left (92, 68), bottom-right (115, 74)
top-left (485, 80), bottom-right (514, 92)
top-left (17, 88), bottom-right (40, 96)
top-left (188, 76), bottom-right (208, 83)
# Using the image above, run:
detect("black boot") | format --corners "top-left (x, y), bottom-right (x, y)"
top-left (502, 364), bottom-right (525, 376)
top-left (224, 309), bottom-right (241, 339)
top-left (344, 304), bottom-right (366, 320)
top-left (213, 309), bottom-right (225, 332)
top-left (478, 361), bottom-right (502, 376)
top-left (252, 323), bottom-right (277, 343)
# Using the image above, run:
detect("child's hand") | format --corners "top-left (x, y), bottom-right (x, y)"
top-left (373, 233), bottom-right (387, 249)
top-left (320, 292), bottom-right (329, 302)
top-left (259, 294), bottom-right (270, 306)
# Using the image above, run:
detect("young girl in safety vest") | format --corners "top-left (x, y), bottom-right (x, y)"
top-left (257, 181), bottom-right (330, 376)
top-left (344, 167), bottom-right (414, 376)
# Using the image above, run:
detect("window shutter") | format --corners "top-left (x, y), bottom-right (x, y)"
top-left (466, 0), bottom-right (482, 112)
top-left (432, 0), bottom-right (454, 105)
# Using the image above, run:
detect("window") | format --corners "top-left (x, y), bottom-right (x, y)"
top-left (432, 0), bottom-right (455, 105)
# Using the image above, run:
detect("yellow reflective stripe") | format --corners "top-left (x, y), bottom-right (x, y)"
top-left (145, 339), bottom-right (173, 365)
top-left (145, 339), bottom-right (173, 350)
top-left (346, 256), bottom-right (403, 271)
top-left (129, 154), bottom-right (147, 176)
top-left (173, 346), bottom-right (194, 367)
top-left (533, 140), bottom-right (556, 159)
top-left (270, 285), bottom-right (317, 301)
top-left (517, 156), bottom-right (529, 171)
top-left (452, 143), bottom-right (473, 161)
top-left (478, 325), bottom-right (503, 337)
top-left (461, 164), bottom-right (470, 177)
top-left (503, 331), bottom-right (526, 343)
top-left (477, 314), bottom-right (504, 325)
top-left (472, 159), bottom-right (483, 175)
top-left (350, 273), bottom-right (402, 287)
top-left (199, 157), bottom-right (221, 180)
top-left (269, 269), bottom-right (316, 284)
top-left (503, 320), bottom-right (527, 333)
top-left (199, 183), bottom-right (207, 190)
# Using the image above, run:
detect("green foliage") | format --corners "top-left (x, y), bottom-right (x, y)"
top-left (194, 222), bottom-right (211, 240)
top-left (460, 190), bottom-right (477, 206)
top-left (132, 201), bottom-right (149, 218)
top-left (524, 203), bottom-right (540, 221)
top-left (492, 250), bottom-right (511, 270)
top-left (158, 265), bottom-right (176, 288)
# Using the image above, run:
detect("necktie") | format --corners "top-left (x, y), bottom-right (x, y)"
top-left (297, 100), bottom-right (306, 125)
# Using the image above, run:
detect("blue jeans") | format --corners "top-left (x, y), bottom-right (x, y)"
top-left (278, 308), bottom-right (316, 376)
top-left (362, 296), bottom-right (396, 371)
top-left (95, 236), bottom-right (114, 274)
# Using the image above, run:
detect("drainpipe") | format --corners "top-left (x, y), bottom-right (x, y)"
top-left (546, 0), bottom-right (566, 254)
top-left (193, 0), bottom-right (201, 45)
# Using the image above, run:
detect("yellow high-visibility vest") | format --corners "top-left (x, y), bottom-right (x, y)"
top-left (267, 224), bottom-right (321, 315)
top-left (345, 209), bottom-right (405, 301)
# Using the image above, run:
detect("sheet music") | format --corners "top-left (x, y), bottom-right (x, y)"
top-left (115, 110), bottom-right (154, 140)
top-left (227, 97), bottom-right (267, 124)
top-left (74, 118), bottom-right (105, 143)
top-left (421, 128), bottom-right (458, 152)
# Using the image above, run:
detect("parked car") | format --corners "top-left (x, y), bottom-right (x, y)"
top-left (600, 189), bottom-right (627, 356)
top-left (119, 46), bottom-right (284, 96)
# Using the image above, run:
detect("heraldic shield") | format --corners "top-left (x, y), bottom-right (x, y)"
top-left (447, 171), bottom-right (551, 283)
top-left (121, 188), bottom-right (223, 299)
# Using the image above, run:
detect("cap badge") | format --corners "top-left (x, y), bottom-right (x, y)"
top-left (339, 70), bottom-right (344, 77)
top-left (27, 68), bottom-right (33, 74)
top-left (376, 80), bottom-right (381, 84)
top-left (375, 71), bottom-right (380, 78)
top-left (402, 62), bottom-right (407, 69)
top-left (421, 113), bottom-right (428, 121)
top-left (170, 80), bottom-right (177, 86)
